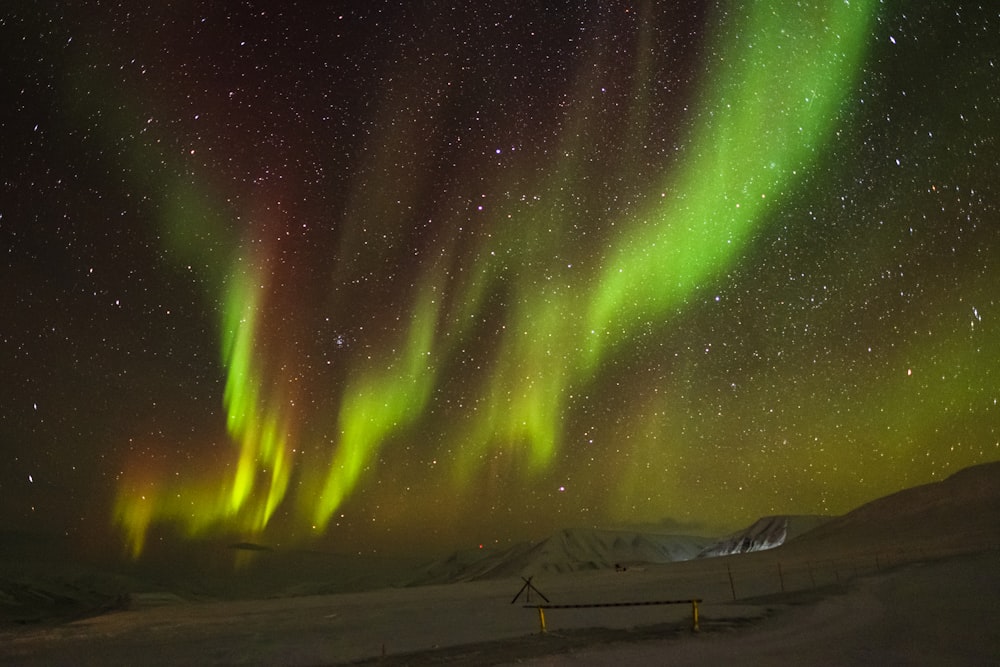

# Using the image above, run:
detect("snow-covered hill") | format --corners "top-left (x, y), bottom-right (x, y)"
top-left (415, 528), bottom-right (713, 583)
top-left (696, 515), bottom-right (830, 558)
top-left (783, 460), bottom-right (1000, 555)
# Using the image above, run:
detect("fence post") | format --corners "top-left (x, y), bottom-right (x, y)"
top-left (527, 599), bottom-right (705, 635)
top-left (777, 562), bottom-right (785, 592)
top-left (727, 563), bottom-right (736, 601)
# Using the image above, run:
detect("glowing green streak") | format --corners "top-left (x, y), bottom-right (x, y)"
top-left (221, 266), bottom-right (261, 511)
top-left (311, 287), bottom-right (439, 527)
top-left (446, 64), bottom-right (603, 475)
top-left (114, 495), bottom-right (154, 559)
top-left (115, 245), bottom-right (297, 555)
top-left (112, 0), bottom-right (880, 553)
top-left (586, 1), bottom-right (875, 364)
top-left (218, 258), bottom-right (294, 530)
top-left (447, 0), bottom-right (877, 485)
top-left (451, 291), bottom-right (572, 484)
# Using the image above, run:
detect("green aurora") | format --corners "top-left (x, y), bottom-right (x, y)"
top-left (118, 0), bottom-right (882, 555)
top-left (3, 1), bottom-right (996, 558)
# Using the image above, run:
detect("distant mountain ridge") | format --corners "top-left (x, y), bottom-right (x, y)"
top-left (413, 528), bottom-right (713, 584)
top-left (3, 460), bottom-right (998, 625)
top-left (415, 461), bottom-right (1000, 583)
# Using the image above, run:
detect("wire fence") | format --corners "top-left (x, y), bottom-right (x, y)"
top-left (714, 540), bottom-right (1000, 602)
top-left (516, 541), bottom-right (1000, 633)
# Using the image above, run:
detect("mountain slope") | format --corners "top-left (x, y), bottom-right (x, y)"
top-left (783, 460), bottom-right (1000, 555)
top-left (697, 515), bottom-right (830, 558)
top-left (415, 528), bottom-right (713, 584)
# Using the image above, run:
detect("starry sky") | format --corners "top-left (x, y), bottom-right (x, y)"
top-left (2, 1), bottom-right (999, 559)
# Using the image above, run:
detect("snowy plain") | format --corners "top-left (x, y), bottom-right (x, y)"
top-left (2, 461), bottom-right (998, 665)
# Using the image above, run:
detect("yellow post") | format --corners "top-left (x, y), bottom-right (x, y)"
top-left (537, 606), bottom-right (547, 634)
top-left (691, 600), bottom-right (700, 633)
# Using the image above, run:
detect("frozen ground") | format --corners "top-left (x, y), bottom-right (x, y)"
top-left (1, 547), bottom-right (996, 666)
top-left (498, 551), bottom-right (1000, 666)
top-left (1, 461), bottom-right (998, 665)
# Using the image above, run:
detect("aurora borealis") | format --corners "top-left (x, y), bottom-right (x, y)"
top-left (2, 1), bottom-right (999, 558)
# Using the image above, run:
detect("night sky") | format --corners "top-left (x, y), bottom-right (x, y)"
top-left (2, 1), bottom-right (998, 559)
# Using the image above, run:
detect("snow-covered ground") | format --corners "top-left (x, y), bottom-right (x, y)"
top-left (1, 461), bottom-right (998, 665)
top-left (502, 551), bottom-right (1000, 666)
top-left (2, 549), bottom-right (997, 665)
